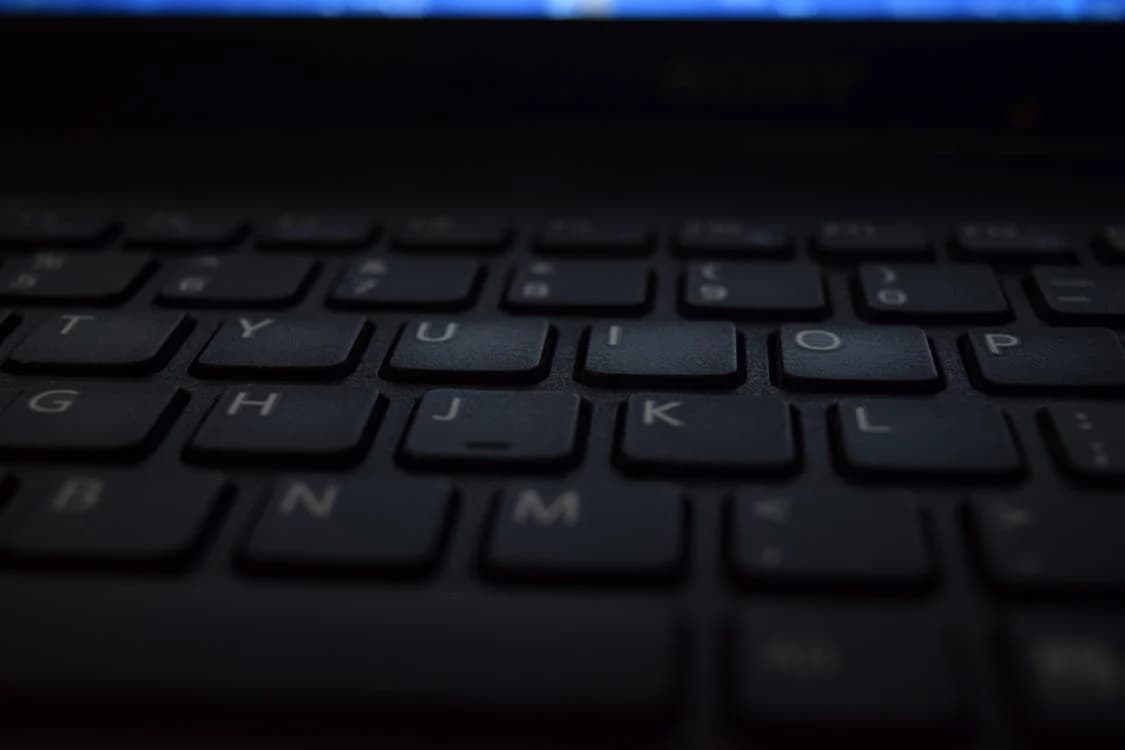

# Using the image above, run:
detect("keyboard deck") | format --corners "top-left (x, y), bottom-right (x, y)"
top-left (1, 206), bottom-right (1124, 747)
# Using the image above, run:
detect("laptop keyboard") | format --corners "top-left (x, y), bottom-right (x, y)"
top-left (1, 206), bottom-right (1124, 745)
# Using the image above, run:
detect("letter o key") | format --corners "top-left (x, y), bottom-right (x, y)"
top-left (794, 329), bottom-right (843, 352)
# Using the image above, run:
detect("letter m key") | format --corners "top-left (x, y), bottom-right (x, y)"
top-left (512, 488), bottom-right (580, 526)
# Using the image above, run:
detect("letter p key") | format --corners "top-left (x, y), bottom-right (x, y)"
top-left (984, 332), bottom-right (1021, 355)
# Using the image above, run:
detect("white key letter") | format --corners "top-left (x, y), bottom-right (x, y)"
top-left (238, 318), bottom-right (274, 339)
top-left (432, 396), bottom-right (462, 422)
top-left (984, 333), bottom-right (1021, 356)
top-left (416, 321), bottom-right (459, 343)
top-left (513, 489), bottom-right (580, 526)
top-left (227, 391), bottom-right (281, 417)
top-left (280, 482), bottom-right (338, 518)
top-left (855, 405), bottom-right (893, 434)
top-left (28, 389), bottom-right (79, 414)
top-left (643, 399), bottom-right (685, 428)
top-left (58, 314), bottom-right (95, 335)
top-left (794, 329), bottom-right (842, 352)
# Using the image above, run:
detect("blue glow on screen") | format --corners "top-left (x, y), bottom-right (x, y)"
top-left (3, 0), bottom-right (1124, 17)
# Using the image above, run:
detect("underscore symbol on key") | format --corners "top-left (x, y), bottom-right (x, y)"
top-left (1055, 295), bottom-right (1093, 304)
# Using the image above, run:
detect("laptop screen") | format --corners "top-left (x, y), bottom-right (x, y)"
top-left (4, 0), bottom-right (1124, 18)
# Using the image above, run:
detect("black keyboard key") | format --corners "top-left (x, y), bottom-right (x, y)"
top-left (953, 223), bottom-right (1073, 262)
top-left (778, 324), bottom-right (940, 392)
top-left (972, 497), bottom-right (1125, 594)
top-left (675, 221), bottom-right (791, 257)
top-left (682, 262), bottom-right (827, 319)
top-left (485, 483), bottom-right (683, 583)
top-left (581, 321), bottom-right (740, 387)
top-left (814, 222), bottom-right (932, 260)
top-left (242, 477), bottom-right (452, 576)
top-left (400, 390), bottom-right (582, 471)
top-left (256, 212), bottom-right (376, 248)
top-left (836, 399), bottom-right (1022, 479)
top-left (0, 383), bottom-right (182, 459)
top-left (1097, 226), bottom-right (1125, 263)
top-left (1043, 404), bottom-right (1125, 481)
top-left (0, 253), bottom-right (150, 304)
top-left (1007, 615), bottom-right (1125, 737)
top-left (857, 264), bottom-right (1010, 322)
top-left (536, 219), bottom-right (651, 256)
top-left (126, 210), bottom-right (244, 247)
top-left (730, 491), bottom-right (931, 591)
top-left (194, 316), bottom-right (369, 379)
top-left (733, 606), bottom-right (962, 732)
top-left (0, 472), bottom-right (226, 567)
top-left (1029, 267), bottom-right (1125, 323)
top-left (384, 319), bottom-right (551, 384)
top-left (505, 260), bottom-right (650, 315)
top-left (618, 395), bottom-right (795, 475)
top-left (188, 386), bottom-right (381, 467)
top-left (0, 207), bottom-right (113, 247)
top-left (328, 256), bottom-right (481, 310)
top-left (394, 216), bottom-right (508, 252)
top-left (0, 593), bottom-right (675, 720)
top-left (964, 328), bottom-right (1125, 394)
top-left (5, 312), bottom-right (190, 375)
top-left (157, 256), bottom-right (315, 307)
